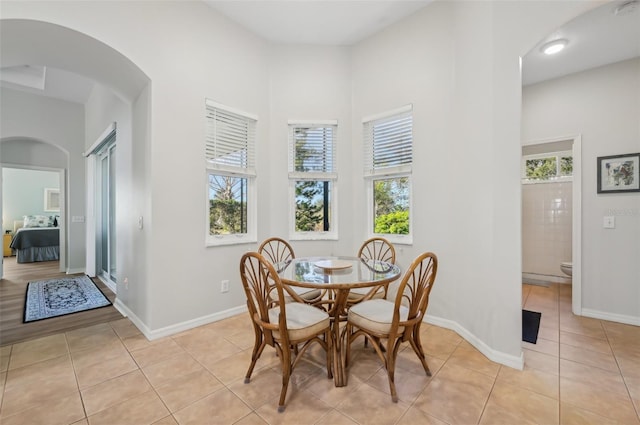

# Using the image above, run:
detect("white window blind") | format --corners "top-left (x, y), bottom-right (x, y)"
top-left (363, 105), bottom-right (413, 176)
top-left (288, 122), bottom-right (337, 179)
top-left (205, 100), bottom-right (257, 175)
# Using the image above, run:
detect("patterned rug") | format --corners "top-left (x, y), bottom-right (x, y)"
top-left (24, 275), bottom-right (112, 323)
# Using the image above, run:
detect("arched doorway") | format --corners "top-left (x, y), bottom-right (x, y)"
top-left (0, 19), bottom-right (150, 297)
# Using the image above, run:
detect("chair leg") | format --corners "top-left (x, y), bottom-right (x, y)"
top-left (344, 323), bottom-right (353, 367)
top-left (245, 337), bottom-right (266, 383)
top-left (386, 341), bottom-right (399, 403)
top-left (409, 330), bottom-right (431, 376)
top-left (278, 345), bottom-right (292, 412)
top-left (326, 330), bottom-right (334, 379)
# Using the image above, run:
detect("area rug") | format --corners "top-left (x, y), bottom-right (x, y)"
top-left (24, 275), bottom-right (111, 323)
top-left (522, 309), bottom-right (542, 344)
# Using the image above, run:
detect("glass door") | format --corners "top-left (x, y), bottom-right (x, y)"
top-left (97, 139), bottom-right (116, 285)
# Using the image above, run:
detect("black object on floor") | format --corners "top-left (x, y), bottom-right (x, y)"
top-left (522, 309), bottom-right (542, 344)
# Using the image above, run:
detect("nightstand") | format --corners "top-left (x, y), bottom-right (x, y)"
top-left (3, 233), bottom-right (12, 257)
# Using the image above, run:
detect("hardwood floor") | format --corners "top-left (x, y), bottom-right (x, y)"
top-left (0, 255), bottom-right (123, 347)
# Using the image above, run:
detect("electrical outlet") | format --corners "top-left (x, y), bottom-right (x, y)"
top-left (221, 280), bottom-right (229, 293)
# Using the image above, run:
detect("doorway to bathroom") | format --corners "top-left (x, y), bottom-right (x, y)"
top-left (521, 135), bottom-right (582, 315)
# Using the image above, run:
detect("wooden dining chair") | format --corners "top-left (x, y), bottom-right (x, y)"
top-left (258, 237), bottom-right (323, 304)
top-left (240, 252), bottom-right (333, 412)
top-left (345, 252), bottom-right (438, 402)
top-left (347, 237), bottom-right (397, 306)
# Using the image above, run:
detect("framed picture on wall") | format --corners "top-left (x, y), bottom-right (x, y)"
top-left (597, 153), bottom-right (640, 193)
top-left (44, 188), bottom-right (60, 212)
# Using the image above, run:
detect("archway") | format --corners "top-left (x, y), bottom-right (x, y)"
top-left (0, 19), bottom-right (150, 294)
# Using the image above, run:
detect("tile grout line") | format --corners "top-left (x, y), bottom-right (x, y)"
top-left (601, 322), bottom-right (640, 422)
top-left (0, 345), bottom-right (12, 418)
top-left (66, 330), bottom-right (100, 424)
top-left (556, 283), bottom-right (562, 424)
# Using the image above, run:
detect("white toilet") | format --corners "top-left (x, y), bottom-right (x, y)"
top-left (560, 262), bottom-right (572, 277)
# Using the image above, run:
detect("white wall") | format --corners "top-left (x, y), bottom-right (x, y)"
top-left (1, 0), bottom-right (607, 364)
top-left (0, 1), bottom-right (272, 331)
top-left (523, 58), bottom-right (640, 324)
top-left (0, 138), bottom-right (67, 169)
top-left (351, 0), bottom-right (601, 364)
top-left (0, 87), bottom-right (85, 271)
top-left (267, 45), bottom-right (352, 257)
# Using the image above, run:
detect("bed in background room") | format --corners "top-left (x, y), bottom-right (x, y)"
top-left (10, 215), bottom-right (60, 263)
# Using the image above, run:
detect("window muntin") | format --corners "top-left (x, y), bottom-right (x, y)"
top-left (363, 106), bottom-right (413, 243)
top-left (205, 100), bottom-right (257, 245)
top-left (288, 122), bottom-right (337, 240)
top-left (522, 151), bottom-right (573, 183)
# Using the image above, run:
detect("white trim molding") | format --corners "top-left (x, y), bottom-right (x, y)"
top-left (582, 308), bottom-right (640, 327)
top-left (425, 314), bottom-right (524, 370)
top-left (116, 300), bottom-right (249, 342)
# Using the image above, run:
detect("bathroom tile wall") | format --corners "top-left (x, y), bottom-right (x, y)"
top-left (522, 181), bottom-right (572, 278)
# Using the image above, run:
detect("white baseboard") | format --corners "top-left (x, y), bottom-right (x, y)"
top-left (522, 272), bottom-right (570, 285)
top-left (114, 299), bottom-right (248, 342)
top-left (145, 306), bottom-right (248, 340)
top-left (581, 308), bottom-right (640, 326)
top-left (425, 314), bottom-right (524, 370)
top-left (112, 298), bottom-right (128, 317)
top-left (66, 267), bottom-right (85, 274)
top-left (112, 301), bottom-right (524, 371)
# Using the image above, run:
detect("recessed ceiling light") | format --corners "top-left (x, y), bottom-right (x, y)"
top-left (541, 39), bottom-right (568, 55)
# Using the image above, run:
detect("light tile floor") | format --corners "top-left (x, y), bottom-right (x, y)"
top-left (0, 283), bottom-right (639, 424)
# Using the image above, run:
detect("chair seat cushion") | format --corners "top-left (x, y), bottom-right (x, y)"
top-left (269, 302), bottom-right (330, 341)
top-left (289, 286), bottom-right (322, 300)
top-left (348, 299), bottom-right (408, 335)
top-left (348, 286), bottom-right (385, 300)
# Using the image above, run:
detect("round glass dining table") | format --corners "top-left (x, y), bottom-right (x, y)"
top-left (278, 256), bottom-right (401, 387)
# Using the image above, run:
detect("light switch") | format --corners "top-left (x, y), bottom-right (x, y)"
top-left (71, 216), bottom-right (85, 223)
top-left (603, 216), bottom-right (615, 229)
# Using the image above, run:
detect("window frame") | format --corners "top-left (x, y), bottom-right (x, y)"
top-left (205, 99), bottom-right (257, 246)
top-left (363, 105), bottom-right (413, 245)
top-left (521, 150), bottom-right (573, 184)
top-left (287, 120), bottom-right (338, 241)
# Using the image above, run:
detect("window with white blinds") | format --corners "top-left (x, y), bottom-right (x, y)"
top-left (363, 106), bottom-right (412, 243)
top-left (205, 99), bottom-right (257, 175)
top-left (205, 100), bottom-right (257, 246)
top-left (288, 121), bottom-right (338, 240)
top-left (363, 105), bottom-right (413, 176)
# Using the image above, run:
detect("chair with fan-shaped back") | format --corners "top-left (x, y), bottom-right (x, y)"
top-left (239, 252), bottom-right (333, 412)
top-left (345, 251), bottom-right (438, 402)
top-left (258, 237), bottom-right (323, 305)
top-left (347, 237), bottom-right (397, 306)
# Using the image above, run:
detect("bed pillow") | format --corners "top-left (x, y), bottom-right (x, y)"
top-left (23, 215), bottom-right (51, 228)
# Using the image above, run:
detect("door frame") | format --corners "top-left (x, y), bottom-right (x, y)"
top-left (0, 163), bottom-right (67, 275)
top-left (522, 134), bottom-right (582, 315)
top-left (85, 122), bottom-right (117, 293)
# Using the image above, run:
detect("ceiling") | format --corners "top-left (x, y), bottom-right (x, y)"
top-left (1, 0), bottom-right (638, 103)
top-left (0, 66), bottom-right (95, 104)
top-left (204, 0), bottom-right (433, 46)
top-left (522, 0), bottom-right (640, 85)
